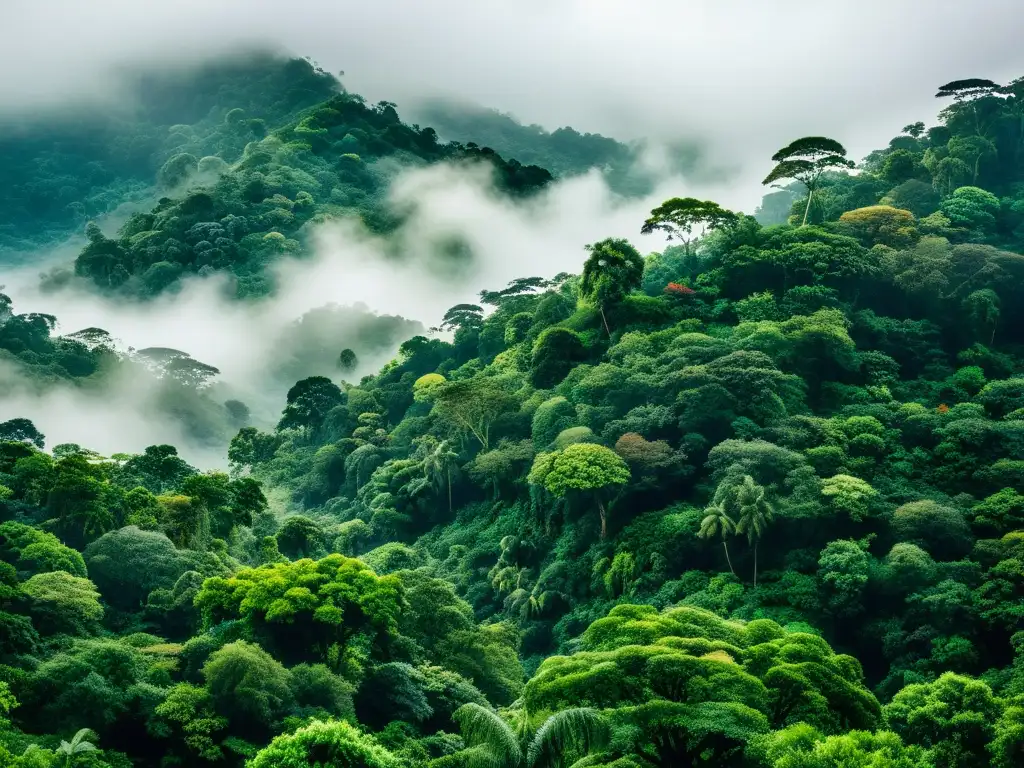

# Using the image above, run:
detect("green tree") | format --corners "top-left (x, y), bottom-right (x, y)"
top-left (881, 148), bottom-right (927, 185)
top-left (837, 206), bottom-right (918, 248)
top-left (940, 186), bottom-right (1000, 233)
top-left (0, 521), bottom-right (87, 577)
top-left (640, 197), bottom-right (738, 255)
top-left (529, 443), bottom-right (630, 538)
top-left (277, 376), bottom-right (344, 438)
top-left (195, 555), bottom-right (401, 675)
top-left (203, 641), bottom-right (295, 735)
top-left (158, 153), bottom-right (199, 187)
top-left (415, 436), bottom-right (459, 514)
top-left (247, 718), bottom-right (399, 768)
top-left (153, 683), bottom-right (227, 762)
top-left (22, 571), bottom-right (103, 635)
top-left (963, 288), bottom-right (1000, 344)
top-left (989, 701), bottom-right (1024, 768)
top-left (817, 540), bottom-right (870, 618)
top-left (731, 475), bottom-right (775, 587)
top-left (0, 418), bottom-right (45, 449)
top-left (700, 489), bottom-right (738, 578)
top-left (531, 396), bottom-right (578, 449)
top-left (275, 516), bottom-right (326, 559)
top-left (580, 238), bottom-right (644, 336)
top-left (432, 378), bottom-right (516, 451)
top-left (947, 135), bottom-right (997, 184)
top-left (116, 444), bottom-right (196, 494)
top-left (763, 137), bottom-right (855, 226)
top-left (83, 525), bottom-right (223, 610)
top-left (891, 500), bottom-right (973, 561)
top-left (47, 452), bottom-right (116, 546)
top-left (750, 723), bottom-right (932, 768)
top-left (531, 328), bottom-right (586, 388)
top-left (883, 672), bottom-right (1002, 768)
top-left (820, 474), bottom-right (879, 523)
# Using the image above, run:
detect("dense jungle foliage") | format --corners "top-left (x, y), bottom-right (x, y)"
top-left (55, 75), bottom-right (556, 299)
top-left (0, 52), bottom-right (342, 260)
top-left (4, 72), bottom-right (1024, 767)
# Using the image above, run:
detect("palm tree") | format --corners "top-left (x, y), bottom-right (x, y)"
top-left (699, 502), bottom-right (737, 578)
top-left (732, 475), bottom-right (775, 588)
top-left (418, 437), bottom-right (459, 514)
top-left (454, 703), bottom-right (609, 768)
top-left (56, 729), bottom-right (98, 768)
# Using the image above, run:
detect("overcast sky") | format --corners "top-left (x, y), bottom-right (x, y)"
top-left (5, 0), bottom-right (1023, 172)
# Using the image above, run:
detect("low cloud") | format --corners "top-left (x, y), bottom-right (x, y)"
top-left (2, 161), bottom-right (707, 464)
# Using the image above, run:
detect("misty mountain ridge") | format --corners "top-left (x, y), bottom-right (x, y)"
top-left (2, 51), bottom-right (667, 303)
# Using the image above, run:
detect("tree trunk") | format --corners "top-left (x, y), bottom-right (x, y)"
top-left (722, 541), bottom-right (736, 577)
top-left (801, 188), bottom-right (814, 227)
top-left (753, 542), bottom-right (758, 588)
top-left (446, 468), bottom-right (452, 514)
top-left (596, 497), bottom-right (608, 539)
top-left (599, 306), bottom-right (611, 338)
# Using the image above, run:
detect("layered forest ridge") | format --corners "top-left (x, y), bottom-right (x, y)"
top-left (2, 55), bottom-right (1024, 768)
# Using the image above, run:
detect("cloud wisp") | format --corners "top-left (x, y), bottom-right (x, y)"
top-left (2, 160), bottom-right (703, 463)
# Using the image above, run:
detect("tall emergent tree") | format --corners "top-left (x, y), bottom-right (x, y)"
top-left (337, 348), bottom-right (358, 374)
top-left (530, 443), bottom-right (630, 538)
top-left (762, 136), bottom-right (855, 226)
top-left (640, 197), bottom-right (738, 255)
top-left (277, 376), bottom-right (344, 439)
top-left (415, 436), bottom-right (459, 514)
top-left (0, 418), bottom-right (45, 449)
top-left (731, 475), bottom-right (775, 587)
top-left (699, 498), bottom-right (737, 578)
top-left (580, 238), bottom-right (644, 336)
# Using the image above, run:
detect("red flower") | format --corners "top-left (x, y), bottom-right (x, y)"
top-left (664, 282), bottom-right (695, 296)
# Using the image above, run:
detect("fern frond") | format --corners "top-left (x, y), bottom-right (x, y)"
top-left (527, 707), bottom-right (609, 768)
top-left (454, 703), bottom-right (523, 768)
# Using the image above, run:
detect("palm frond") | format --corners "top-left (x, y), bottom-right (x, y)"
top-left (454, 703), bottom-right (523, 768)
top-left (460, 744), bottom-right (514, 768)
top-left (57, 728), bottom-right (99, 756)
top-left (527, 707), bottom-right (610, 768)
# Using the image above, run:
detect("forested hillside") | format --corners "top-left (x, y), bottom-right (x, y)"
top-left (407, 99), bottom-right (684, 197)
top-left (3, 74), bottom-right (1024, 767)
top-left (0, 52), bottom-right (341, 261)
top-left (61, 86), bottom-right (553, 299)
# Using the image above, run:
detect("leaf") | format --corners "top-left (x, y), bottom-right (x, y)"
top-left (453, 703), bottom-right (523, 768)
top-left (527, 707), bottom-right (610, 768)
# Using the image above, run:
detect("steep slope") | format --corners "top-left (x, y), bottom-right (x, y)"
top-left (0, 52), bottom-right (341, 261)
top-left (68, 95), bottom-right (552, 299)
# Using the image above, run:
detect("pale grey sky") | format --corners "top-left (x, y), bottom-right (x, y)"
top-left (4, 0), bottom-right (1022, 169)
